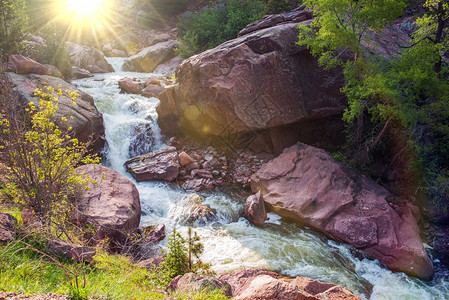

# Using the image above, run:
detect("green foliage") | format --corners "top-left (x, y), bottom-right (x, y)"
top-left (0, 236), bottom-right (224, 299)
top-left (0, 85), bottom-right (99, 235)
top-left (413, 0), bottom-right (449, 73)
top-left (264, 0), bottom-right (295, 14)
top-left (298, 0), bottom-right (406, 164)
top-left (161, 227), bottom-right (211, 284)
top-left (0, 0), bottom-right (28, 57)
top-left (161, 228), bottom-right (189, 281)
top-left (177, 0), bottom-right (265, 58)
top-left (147, 0), bottom-right (190, 16)
top-left (298, 0), bottom-right (406, 68)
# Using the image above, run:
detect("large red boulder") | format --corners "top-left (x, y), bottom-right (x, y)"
top-left (157, 8), bottom-right (345, 152)
top-left (76, 164), bottom-right (141, 244)
top-left (9, 54), bottom-right (47, 75)
top-left (6, 73), bottom-right (105, 154)
top-left (250, 143), bottom-right (434, 280)
top-left (218, 269), bottom-right (360, 300)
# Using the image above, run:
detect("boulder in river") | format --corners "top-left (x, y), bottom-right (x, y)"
top-left (66, 42), bottom-right (114, 73)
top-left (250, 142), bottom-right (434, 280)
top-left (244, 190), bottom-right (267, 228)
top-left (171, 193), bottom-right (217, 226)
top-left (76, 164), bottom-right (141, 245)
top-left (6, 73), bottom-right (106, 154)
top-left (157, 8), bottom-right (345, 153)
top-left (118, 77), bottom-right (142, 94)
top-left (123, 40), bottom-right (177, 73)
top-left (125, 146), bottom-right (180, 182)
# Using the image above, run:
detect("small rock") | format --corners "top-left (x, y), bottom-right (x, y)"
top-left (47, 239), bottom-right (96, 262)
top-left (191, 169), bottom-right (214, 179)
top-left (179, 151), bottom-right (195, 166)
top-left (145, 76), bottom-right (162, 87)
top-left (244, 191), bottom-right (267, 228)
top-left (118, 77), bottom-right (142, 94)
top-left (185, 161), bottom-right (200, 172)
top-left (0, 212), bottom-right (16, 243)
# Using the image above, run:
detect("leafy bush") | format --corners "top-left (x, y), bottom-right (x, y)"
top-left (0, 84), bottom-right (99, 235)
top-left (177, 0), bottom-right (265, 58)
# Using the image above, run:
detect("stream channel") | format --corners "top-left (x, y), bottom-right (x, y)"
top-left (72, 57), bottom-right (449, 300)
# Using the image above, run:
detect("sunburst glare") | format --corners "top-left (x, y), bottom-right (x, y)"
top-left (66, 0), bottom-right (103, 16)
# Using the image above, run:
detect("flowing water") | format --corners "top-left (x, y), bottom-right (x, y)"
top-left (72, 57), bottom-right (449, 300)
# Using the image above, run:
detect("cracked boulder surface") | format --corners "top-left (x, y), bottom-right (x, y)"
top-left (250, 142), bottom-right (434, 280)
top-left (76, 164), bottom-right (141, 245)
top-left (6, 73), bottom-right (106, 154)
top-left (157, 8), bottom-right (346, 152)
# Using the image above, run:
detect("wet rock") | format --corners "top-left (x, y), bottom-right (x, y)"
top-left (47, 239), bottom-right (96, 262)
top-left (76, 164), bottom-right (141, 245)
top-left (141, 84), bottom-right (164, 98)
top-left (202, 157), bottom-right (220, 170)
top-left (126, 146), bottom-right (180, 182)
top-left (245, 191), bottom-right (267, 228)
top-left (6, 73), bottom-right (105, 154)
top-left (178, 151), bottom-right (194, 166)
top-left (185, 161), bottom-right (200, 172)
top-left (128, 123), bottom-right (155, 158)
top-left (118, 77), bottom-right (142, 94)
top-left (144, 76), bottom-right (162, 87)
top-left (66, 42), bottom-right (113, 73)
top-left (251, 142), bottom-right (434, 280)
top-left (123, 40), bottom-right (178, 73)
top-left (71, 67), bottom-right (93, 79)
top-left (9, 54), bottom-right (47, 75)
top-left (432, 226), bottom-right (449, 269)
top-left (191, 169), bottom-right (214, 179)
top-left (218, 269), bottom-right (360, 300)
top-left (172, 193), bottom-right (217, 225)
top-left (0, 212), bottom-right (16, 243)
top-left (165, 273), bottom-right (232, 297)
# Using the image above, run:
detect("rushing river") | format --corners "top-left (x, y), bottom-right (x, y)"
top-left (72, 57), bottom-right (449, 300)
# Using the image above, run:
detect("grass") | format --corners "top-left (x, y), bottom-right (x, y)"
top-left (0, 237), bottom-right (228, 300)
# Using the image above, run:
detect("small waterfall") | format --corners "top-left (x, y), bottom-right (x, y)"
top-left (71, 57), bottom-right (449, 300)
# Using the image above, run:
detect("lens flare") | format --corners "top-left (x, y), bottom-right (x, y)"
top-left (66, 0), bottom-right (102, 16)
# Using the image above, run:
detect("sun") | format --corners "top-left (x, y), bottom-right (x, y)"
top-left (66, 0), bottom-right (103, 16)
